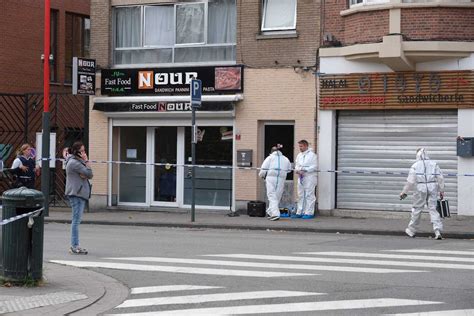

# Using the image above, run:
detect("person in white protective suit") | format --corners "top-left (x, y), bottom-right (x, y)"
top-left (400, 148), bottom-right (445, 239)
top-left (293, 140), bottom-right (318, 219)
top-left (259, 144), bottom-right (291, 221)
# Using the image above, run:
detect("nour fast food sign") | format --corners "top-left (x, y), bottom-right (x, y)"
top-left (319, 71), bottom-right (474, 110)
top-left (101, 65), bottom-right (244, 96)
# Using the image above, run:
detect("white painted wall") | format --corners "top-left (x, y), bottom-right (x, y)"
top-left (320, 57), bottom-right (393, 74)
top-left (317, 110), bottom-right (337, 210)
top-left (416, 53), bottom-right (474, 71)
top-left (457, 109), bottom-right (474, 216)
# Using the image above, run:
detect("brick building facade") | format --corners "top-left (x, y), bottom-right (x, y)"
top-left (318, 0), bottom-right (474, 216)
top-left (87, 0), bottom-right (321, 211)
top-left (1, 0), bottom-right (90, 94)
top-left (0, 1), bottom-right (91, 203)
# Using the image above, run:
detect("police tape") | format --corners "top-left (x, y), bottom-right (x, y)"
top-left (25, 157), bottom-right (474, 177)
top-left (0, 208), bottom-right (44, 226)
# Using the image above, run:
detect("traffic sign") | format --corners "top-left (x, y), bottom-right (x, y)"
top-left (190, 79), bottom-right (202, 107)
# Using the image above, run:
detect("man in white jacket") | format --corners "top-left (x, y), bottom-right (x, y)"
top-left (400, 148), bottom-right (445, 239)
top-left (293, 140), bottom-right (318, 219)
top-left (259, 145), bottom-right (291, 221)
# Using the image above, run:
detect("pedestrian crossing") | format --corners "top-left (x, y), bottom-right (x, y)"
top-left (51, 248), bottom-right (474, 279)
top-left (51, 248), bottom-right (474, 315)
top-left (105, 284), bottom-right (442, 316)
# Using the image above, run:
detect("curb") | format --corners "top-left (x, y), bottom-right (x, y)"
top-left (45, 219), bottom-right (474, 240)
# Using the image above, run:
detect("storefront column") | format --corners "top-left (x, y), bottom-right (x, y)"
top-left (318, 110), bottom-right (336, 211)
top-left (458, 109), bottom-right (474, 216)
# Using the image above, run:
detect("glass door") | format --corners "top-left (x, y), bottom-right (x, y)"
top-left (153, 127), bottom-right (178, 206)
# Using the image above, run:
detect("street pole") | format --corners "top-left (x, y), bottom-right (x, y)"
top-left (190, 78), bottom-right (201, 223)
top-left (191, 107), bottom-right (196, 222)
top-left (41, 0), bottom-right (51, 216)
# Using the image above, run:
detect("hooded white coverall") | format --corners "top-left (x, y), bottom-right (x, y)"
top-left (295, 148), bottom-right (318, 216)
top-left (402, 149), bottom-right (445, 235)
top-left (259, 151), bottom-right (291, 217)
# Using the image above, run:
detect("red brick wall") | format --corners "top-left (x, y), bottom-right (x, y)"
top-left (322, 1), bottom-right (388, 46)
top-left (237, 0), bottom-right (321, 68)
top-left (344, 10), bottom-right (389, 45)
top-left (321, 0), bottom-right (347, 46)
top-left (0, 0), bottom-right (90, 94)
top-left (401, 8), bottom-right (474, 42)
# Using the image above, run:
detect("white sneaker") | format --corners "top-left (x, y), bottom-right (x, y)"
top-left (405, 228), bottom-right (415, 238)
top-left (269, 216), bottom-right (280, 221)
top-left (435, 231), bottom-right (443, 240)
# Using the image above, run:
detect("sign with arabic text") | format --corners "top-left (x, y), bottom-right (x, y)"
top-left (319, 71), bottom-right (473, 110)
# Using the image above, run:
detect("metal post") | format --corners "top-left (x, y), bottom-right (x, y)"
top-left (42, 0), bottom-right (51, 216)
top-left (191, 106), bottom-right (196, 222)
top-left (83, 96), bottom-right (89, 150)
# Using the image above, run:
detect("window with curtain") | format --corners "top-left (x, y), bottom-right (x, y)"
top-left (261, 0), bottom-right (297, 31)
top-left (349, 0), bottom-right (390, 6)
top-left (65, 13), bottom-right (90, 83)
top-left (113, 0), bottom-right (236, 65)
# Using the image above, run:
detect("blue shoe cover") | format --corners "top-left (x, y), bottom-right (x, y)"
top-left (280, 213), bottom-right (290, 218)
top-left (301, 215), bottom-right (315, 219)
top-left (291, 214), bottom-right (302, 218)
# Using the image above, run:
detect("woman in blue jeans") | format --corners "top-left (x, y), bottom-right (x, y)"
top-left (65, 141), bottom-right (93, 254)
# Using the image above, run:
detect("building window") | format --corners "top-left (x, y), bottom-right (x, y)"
top-left (349, 0), bottom-right (389, 6)
top-left (50, 10), bottom-right (58, 83)
top-left (65, 13), bottom-right (90, 83)
top-left (261, 0), bottom-right (297, 31)
top-left (113, 0), bottom-right (236, 65)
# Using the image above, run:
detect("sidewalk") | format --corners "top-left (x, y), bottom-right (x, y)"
top-left (45, 208), bottom-right (474, 239)
top-left (0, 262), bottom-right (128, 315)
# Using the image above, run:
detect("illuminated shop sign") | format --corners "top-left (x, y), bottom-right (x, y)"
top-left (101, 65), bottom-right (243, 96)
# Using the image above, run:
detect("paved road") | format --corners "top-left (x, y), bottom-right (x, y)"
top-left (44, 222), bottom-right (474, 315)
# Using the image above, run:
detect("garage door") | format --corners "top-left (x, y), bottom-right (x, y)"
top-left (337, 110), bottom-right (458, 212)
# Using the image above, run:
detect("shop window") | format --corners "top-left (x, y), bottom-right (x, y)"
top-left (65, 13), bottom-right (90, 83)
top-left (349, 0), bottom-right (389, 7)
top-left (183, 126), bottom-right (233, 207)
top-left (261, 0), bottom-right (297, 31)
top-left (113, 0), bottom-right (236, 65)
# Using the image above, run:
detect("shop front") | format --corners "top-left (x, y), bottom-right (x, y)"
top-left (90, 65), bottom-right (243, 210)
top-left (318, 70), bottom-right (474, 214)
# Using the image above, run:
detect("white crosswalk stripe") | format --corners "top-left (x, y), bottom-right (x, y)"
top-left (105, 256), bottom-right (423, 274)
top-left (205, 253), bottom-right (474, 271)
top-left (117, 290), bottom-right (324, 308)
top-left (386, 309), bottom-right (474, 315)
top-left (107, 298), bottom-right (443, 315)
top-left (130, 285), bottom-right (222, 295)
top-left (299, 251), bottom-right (474, 263)
top-left (387, 249), bottom-right (474, 256)
top-left (50, 260), bottom-right (313, 278)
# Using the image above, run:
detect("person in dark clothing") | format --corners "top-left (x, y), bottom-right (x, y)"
top-left (11, 143), bottom-right (39, 189)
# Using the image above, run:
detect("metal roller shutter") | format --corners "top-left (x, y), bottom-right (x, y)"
top-left (337, 110), bottom-right (458, 212)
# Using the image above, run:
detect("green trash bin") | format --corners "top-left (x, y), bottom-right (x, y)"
top-left (1, 187), bottom-right (44, 281)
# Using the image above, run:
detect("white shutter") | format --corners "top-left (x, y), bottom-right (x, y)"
top-left (337, 110), bottom-right (458, 212)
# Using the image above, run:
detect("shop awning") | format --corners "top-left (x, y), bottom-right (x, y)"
top-left (93, 94), bottom-right (244, 104)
